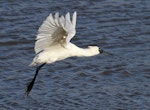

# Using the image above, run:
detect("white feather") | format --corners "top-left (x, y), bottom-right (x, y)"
top-left (29, 11), bottom-right (102, 67)
top-left (34, 12), bottom-right (77, 54)
top-left (72, 11), bottom-right (77, 28)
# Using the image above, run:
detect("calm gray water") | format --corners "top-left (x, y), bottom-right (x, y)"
top-left (0, 0), bottom-right (150, 109)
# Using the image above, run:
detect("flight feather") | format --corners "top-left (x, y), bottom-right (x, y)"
top-left (34, 11), bottom-right (77, 54)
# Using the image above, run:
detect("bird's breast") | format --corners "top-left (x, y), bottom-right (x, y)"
top-left (37, 47), bottom-right (70, 64)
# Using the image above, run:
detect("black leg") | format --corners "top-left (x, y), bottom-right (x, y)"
top-left (25, 63), bottom-right (46, 97)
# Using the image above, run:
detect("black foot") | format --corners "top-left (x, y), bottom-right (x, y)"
top-left (25, 80), bottom-right (34, 97)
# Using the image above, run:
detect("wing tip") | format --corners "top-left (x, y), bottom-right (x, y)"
top-left (73, 11), bottom-right (77, 15)
top-left (72, 11), bottom-right (77, 28)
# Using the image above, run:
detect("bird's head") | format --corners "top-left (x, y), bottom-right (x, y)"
top-left (88, 46), bottom-right (103, 55)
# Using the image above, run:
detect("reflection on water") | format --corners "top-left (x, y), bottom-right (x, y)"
top-left (0, 0), bottom-right (150, 109)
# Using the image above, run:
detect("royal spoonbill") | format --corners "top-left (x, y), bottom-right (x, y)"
top-left (26, 11), bottom-right (103, 96)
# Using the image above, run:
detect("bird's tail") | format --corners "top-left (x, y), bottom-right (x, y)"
top-left (29, 61), bottom-right (36, 67)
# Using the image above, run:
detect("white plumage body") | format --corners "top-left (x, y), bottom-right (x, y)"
top-left (30, 43), bottom-right (100, 66)
top-left (30, 11), bottom-right (101, 66)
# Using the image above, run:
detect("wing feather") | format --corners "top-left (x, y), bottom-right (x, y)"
top-left (34, 11), bottom-right (77, 54)
top-left (72, 11), bottom-right (77, 28)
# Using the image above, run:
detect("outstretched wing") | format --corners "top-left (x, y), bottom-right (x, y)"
top-left (34, 11), bottom-right (77, 54)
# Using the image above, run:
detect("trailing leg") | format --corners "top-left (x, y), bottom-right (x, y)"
top-left (25, 63), bottom-right (46, 96)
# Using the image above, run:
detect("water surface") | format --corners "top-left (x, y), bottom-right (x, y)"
top-left (0, 0), bottom-right (150, 109)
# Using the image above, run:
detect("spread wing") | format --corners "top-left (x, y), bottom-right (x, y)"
top-left (34, 11), bottom-right (77, 54)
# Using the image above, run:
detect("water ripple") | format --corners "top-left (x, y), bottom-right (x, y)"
top-left (0, 0), bottom-right (150, 109)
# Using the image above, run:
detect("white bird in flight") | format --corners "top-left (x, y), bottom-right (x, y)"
top-left (26, 11), bottom-right (103, 96)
